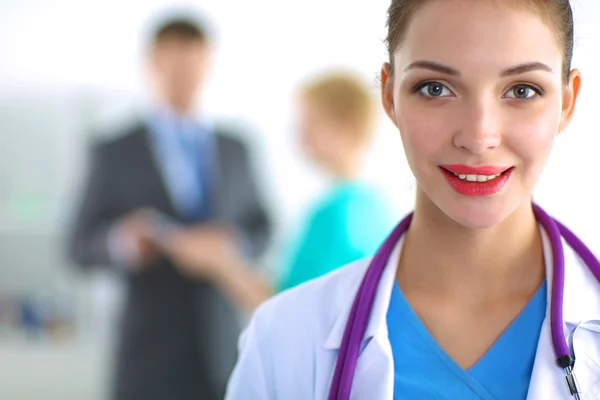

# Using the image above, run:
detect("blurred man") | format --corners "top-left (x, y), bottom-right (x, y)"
top-left (68, 15), bottom-right (270, 400)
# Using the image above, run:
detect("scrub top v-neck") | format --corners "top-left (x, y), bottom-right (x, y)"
top-left (386, 280), bottom-right (547, 399)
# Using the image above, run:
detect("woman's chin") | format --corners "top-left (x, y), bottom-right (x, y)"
top-left (439, 200), bottom-right (516, 231)
top-left (416, 185), bottom-right (529, 231)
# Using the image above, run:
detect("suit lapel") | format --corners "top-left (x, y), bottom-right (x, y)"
top-left (211, 133), bottom-right (227, 219)
top-left (133, 125), bottom-right (179, 217)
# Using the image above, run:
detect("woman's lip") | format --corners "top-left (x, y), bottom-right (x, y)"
top-left (440, 168), bottom-right (512, 196)
top-left (440, 164), bottom-right (512, 176)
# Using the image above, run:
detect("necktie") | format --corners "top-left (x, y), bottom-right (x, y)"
top-left (177, 121), bottom-right (211, 222)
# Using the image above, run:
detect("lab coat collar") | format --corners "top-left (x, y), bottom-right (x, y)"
top-left (527, 228), bottom-right (600, 399)
top-left (323, 221), bottom-right (600, 398)
top-left (323, 238), bottom-right (403, 350)
top-left (323, 224), bottom-right (600, 352)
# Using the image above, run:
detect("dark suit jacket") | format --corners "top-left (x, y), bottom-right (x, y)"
top-left (68, 122), bottom-right (271, 400)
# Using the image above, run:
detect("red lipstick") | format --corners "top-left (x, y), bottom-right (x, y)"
top-left (439, 164), bottom-right (513, 197)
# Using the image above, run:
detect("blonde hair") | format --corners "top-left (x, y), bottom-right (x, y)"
top-left (300, 71), bottom-right (376, 142)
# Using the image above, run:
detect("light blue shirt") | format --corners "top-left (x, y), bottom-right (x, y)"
top-left (386, 280), bottom-right (547, 399)
top-left (147, 110), bottom-right (215, 220)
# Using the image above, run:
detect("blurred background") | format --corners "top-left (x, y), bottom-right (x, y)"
top-left (0, 0), bottom-right (598, 399)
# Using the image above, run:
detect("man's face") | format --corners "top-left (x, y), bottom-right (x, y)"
top-left (149, 37), bottom-right (212, 112)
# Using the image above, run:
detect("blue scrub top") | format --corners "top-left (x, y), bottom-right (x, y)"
top-left (277, 181), bottom-right (396, 292)
top-left (387, 280), bottom-right (547, 399)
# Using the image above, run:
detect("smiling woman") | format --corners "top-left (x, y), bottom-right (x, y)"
top-left (224, 1), bottom-right (600, 399)
top-left (381, 0), bottom-right (579, 230)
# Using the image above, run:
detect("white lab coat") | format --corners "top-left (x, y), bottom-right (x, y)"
top-left (226, 228), bottom-right (600, 399)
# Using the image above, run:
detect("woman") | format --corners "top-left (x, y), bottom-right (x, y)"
top-left (277, 72), bottom-right (397, 291)
top-left (225, 0), bottom-right (600, 399)
top-left (166, 72), bottom-right (396, 313)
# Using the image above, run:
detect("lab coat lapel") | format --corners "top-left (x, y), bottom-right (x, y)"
top-left (348, 334), bottom-right (395, 400)
top-left (526, 321), bottom-right (570, 399)
top-left (527, 230), bottom-right (600, 400)
top-left (348, 241), bottom-right (403, 399)
top-left (324, 240), bottom-right (403, 399)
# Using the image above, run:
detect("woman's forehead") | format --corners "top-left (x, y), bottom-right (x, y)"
top-left (394, 0), bottom-right (563, 76)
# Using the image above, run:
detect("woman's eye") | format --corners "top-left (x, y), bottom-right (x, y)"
top-left (417, 82), bottom-right (453, 98)
top-left (505, 84), bottom-right (541, 100)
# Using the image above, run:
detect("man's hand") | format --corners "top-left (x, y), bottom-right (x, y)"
top-left (114, 209), bottom-right (159, 268)
top-left (164, 225), bottom-right (273, 312)
top-left (163, 225), bottom-right (243, 280)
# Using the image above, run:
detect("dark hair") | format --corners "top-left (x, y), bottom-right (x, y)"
top-left (152, 18), bottom-right (209, 45)
top-left (385, 0), bottom-right (574, 83)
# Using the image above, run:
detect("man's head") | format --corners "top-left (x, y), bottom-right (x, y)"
top-left (147, 17), bottom-right (213, 114)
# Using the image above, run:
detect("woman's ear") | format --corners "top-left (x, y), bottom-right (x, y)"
top-left (558, 69), bottom-right (582, 134)
top-left (381, 63), bottom-right (398, 128)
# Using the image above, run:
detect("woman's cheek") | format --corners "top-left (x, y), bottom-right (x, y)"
top-left (398, 108), bottom-right (454, 164)
top-left (507, 111), bottom-right (559, 167)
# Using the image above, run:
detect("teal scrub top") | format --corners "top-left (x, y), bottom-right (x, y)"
top-left (387, 280), bottom-right (547, 399)
top-left (277, 181), bottom-right (396, 292)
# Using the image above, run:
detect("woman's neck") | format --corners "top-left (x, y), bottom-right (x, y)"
top-left (329, 160), bottom-right (361, 181)
top-left (327, 149), bottom-right (364, 181)
top-left (397, 191), bottom-right (545, 302)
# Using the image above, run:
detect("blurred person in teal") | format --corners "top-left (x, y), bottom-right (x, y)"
top-left (166, 71), bottom-right (396, 311)
top-left (276, 72), bottom-right (396, 291)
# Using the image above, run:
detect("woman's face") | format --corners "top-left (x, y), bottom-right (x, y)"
top-left (297, 97), bottom-right (343, 167)
top-left (382, 0), bottom-right (580, 229)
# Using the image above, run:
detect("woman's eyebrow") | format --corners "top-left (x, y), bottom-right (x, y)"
top-left (501, 62), bottom-right (553, 76)
top-left (403, 60), bottom-right (553, 77)
top-left (404, 61), bottom-right (460, 76)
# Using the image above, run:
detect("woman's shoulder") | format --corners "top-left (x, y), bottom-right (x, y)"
top-left (228, 258), bottom-right (373, 398)
top-left (315, 182), bottom-right (395, 224)
top-left (251, 257), bottom-right (371, 344)
top-left (324, 181), bottom-right (384, 205)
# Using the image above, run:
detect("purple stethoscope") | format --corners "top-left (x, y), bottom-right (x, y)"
top-left (329, 204), bottom-right (600, 400)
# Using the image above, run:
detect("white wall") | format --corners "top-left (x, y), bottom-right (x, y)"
top-left (0, 0), bottom-right (597, 237)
